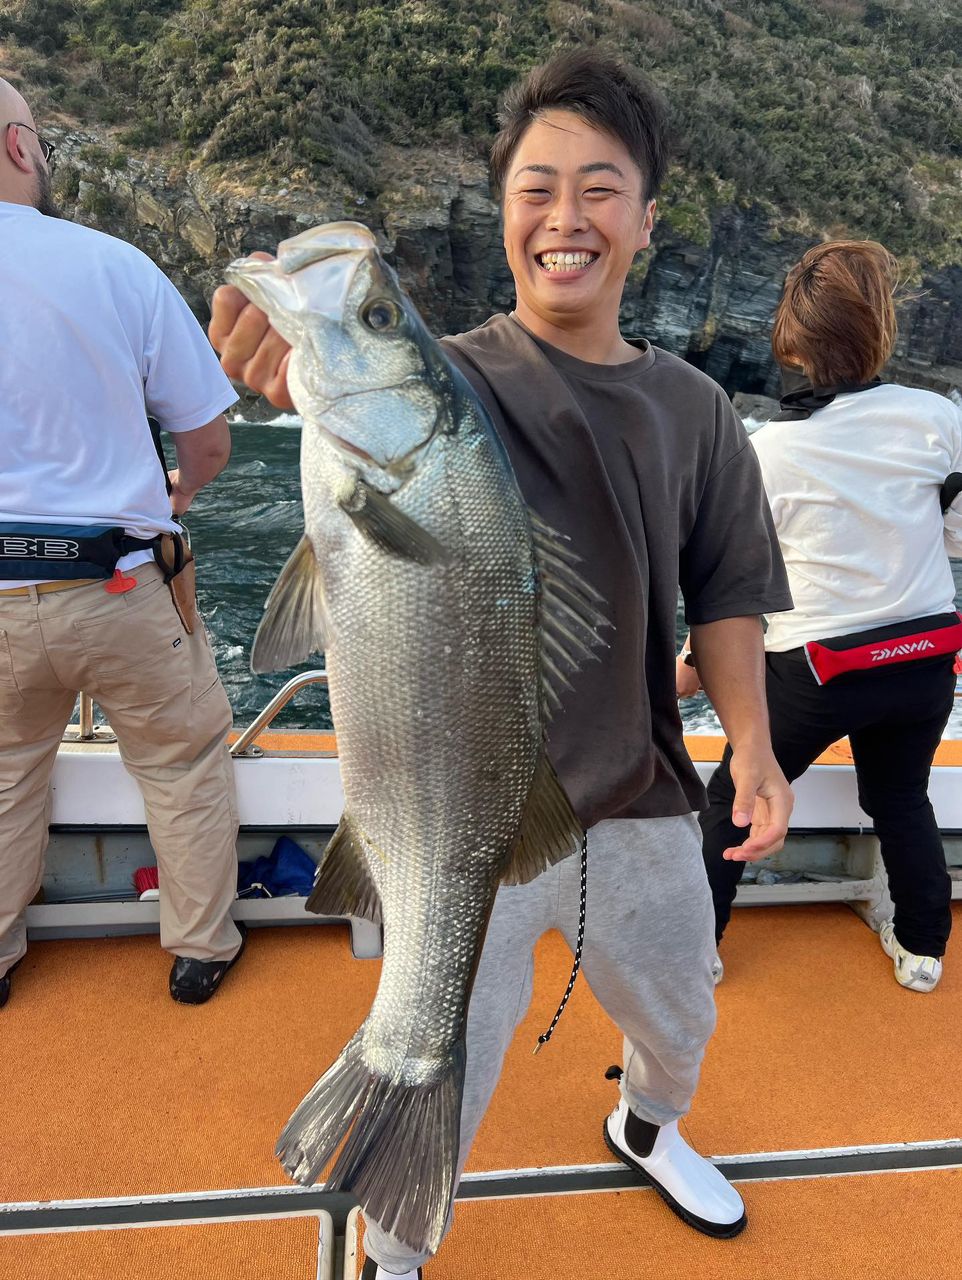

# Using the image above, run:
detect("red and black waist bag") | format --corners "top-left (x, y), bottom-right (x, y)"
top-left (803, 612), bottom-right (962, 686)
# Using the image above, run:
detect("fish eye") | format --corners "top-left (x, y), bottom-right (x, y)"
top-left (361, 298), bottom-right (401, 332)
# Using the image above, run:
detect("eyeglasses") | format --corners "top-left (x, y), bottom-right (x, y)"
top-left (6, 121), bottom-right (56, 166)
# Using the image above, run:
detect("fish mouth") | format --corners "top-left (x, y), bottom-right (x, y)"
top-left (534, 250), bottom-right (600, 276)
top-left (275, 222), bottom-right (378, 276)
top-left (226, 221), bottom-right (434, 474)
top-left (225, 223), bottom-right (383, 332)
top-left (225, 223), bottom-right (379, 289)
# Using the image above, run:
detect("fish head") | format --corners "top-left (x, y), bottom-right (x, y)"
top-left (226, 223), bottom-right (452, 477)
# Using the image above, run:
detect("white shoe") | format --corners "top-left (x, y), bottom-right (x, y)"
top-left (604, 1097), bottom-right (746, 1237)
top-left (361, 1263), bottom-right (421, 1280)
top-left (711, 952), bottom-right (724, 985)
top-left (879, 922), bottom-right (942, 993)
top-left (360, 1254), bottom-right (419, 1274)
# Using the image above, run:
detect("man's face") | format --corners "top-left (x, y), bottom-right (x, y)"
top-left (0, 85), bottom-right (60, 217)
top-left (501, 109), bottom-right (655, 329)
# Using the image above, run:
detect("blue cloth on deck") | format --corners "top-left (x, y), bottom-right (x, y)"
top-left (237, 836), bottom-right (316, 898)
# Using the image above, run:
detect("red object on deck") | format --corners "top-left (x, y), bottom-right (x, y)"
top-left (133, 866), bottom-right (159, 896)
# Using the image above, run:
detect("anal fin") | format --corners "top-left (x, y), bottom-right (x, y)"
top-left (502, 752), bottom-right (583, 887)
top-left (306, 813), bottom-right (382, 924)
top-left (251, 533), bottom-right (330, 674)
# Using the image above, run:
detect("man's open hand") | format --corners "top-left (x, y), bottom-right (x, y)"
top-left (722, 746), bottom-right (793, 861)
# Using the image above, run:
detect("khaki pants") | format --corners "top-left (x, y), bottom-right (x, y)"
top-left (0, 563), bottom-right (241, 978)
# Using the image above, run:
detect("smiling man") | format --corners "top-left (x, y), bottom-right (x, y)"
top-left (210, 48), bottom-right (793, 1279)
top-left (495, 114), bottom-right (655, 363)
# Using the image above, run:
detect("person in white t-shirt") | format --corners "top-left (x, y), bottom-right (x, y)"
top-left (0, 77), bottom-right (245, 1009)
top-left (696, 240), bottom-right (962, 992)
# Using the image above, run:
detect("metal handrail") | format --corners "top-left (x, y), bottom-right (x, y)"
top-left (62, 692), bottom-right (116, 744)
top-left (67, 669), bottom-right (962, 756)
top-left (229, 670), bottom-right (329, 757)
top-left (78, 691), bottom-right (94, 740)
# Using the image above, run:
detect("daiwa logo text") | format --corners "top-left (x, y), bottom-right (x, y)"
top-left (870, 640), bottom-right (936, 661)
top-left (0, 536), bottom-right (79, 560)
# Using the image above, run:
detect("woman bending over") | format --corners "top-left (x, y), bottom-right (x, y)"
top-left (696, 240), bottom-right (962, 991)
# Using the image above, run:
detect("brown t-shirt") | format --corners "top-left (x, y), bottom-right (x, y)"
top-left (441, 313), bottom-right (792, 826)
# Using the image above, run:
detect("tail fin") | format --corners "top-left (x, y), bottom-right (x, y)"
top-left (276, 1030), bottom-right (466, 1257)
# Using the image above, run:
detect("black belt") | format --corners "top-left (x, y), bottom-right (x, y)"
top-left (0, 524), bottom-right (158, 581)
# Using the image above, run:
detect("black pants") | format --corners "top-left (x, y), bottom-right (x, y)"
top-left (701, 650), bottom-right (956, 957)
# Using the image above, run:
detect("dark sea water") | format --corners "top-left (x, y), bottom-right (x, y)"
top-left (188, 418), bottom-right (332, 732)
top-left (188, 419), bottom-right (962, 737)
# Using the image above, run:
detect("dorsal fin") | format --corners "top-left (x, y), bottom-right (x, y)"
top-left (530, 513), bottom-right (610, 720)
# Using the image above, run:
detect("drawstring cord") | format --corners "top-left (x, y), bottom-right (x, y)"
top-left (534, 829), bottom-right (588, 1053)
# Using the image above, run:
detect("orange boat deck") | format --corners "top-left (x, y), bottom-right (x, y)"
top-left (2, 903), bottom-right (961, 1278)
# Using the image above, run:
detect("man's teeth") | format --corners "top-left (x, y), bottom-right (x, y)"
top-left (538, 252), bottom-right (597, 272)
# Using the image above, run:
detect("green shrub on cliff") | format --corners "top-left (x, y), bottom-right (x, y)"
top-left (3, 0), bottom-right (962, 264)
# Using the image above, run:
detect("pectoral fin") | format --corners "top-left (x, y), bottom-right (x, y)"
top-left (338, 476), bottom-right (450, 565)
top-left (306, 813), bottom-right (382, 924)
top-left (251, 533), bottom-right (331, 673)
top-left (502, 751), bottom-right (584, 887)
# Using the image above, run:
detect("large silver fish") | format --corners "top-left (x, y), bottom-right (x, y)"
top-left (226, 223), bottom-right (606, 1255)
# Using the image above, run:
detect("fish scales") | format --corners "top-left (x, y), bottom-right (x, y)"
top-left (225, 221), bottom-right (605, 1255)
top-left (323, 412), bottom-right (541, 1075)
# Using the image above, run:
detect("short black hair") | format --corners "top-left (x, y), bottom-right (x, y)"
top-left (490, 48), bottom-right (670, 202)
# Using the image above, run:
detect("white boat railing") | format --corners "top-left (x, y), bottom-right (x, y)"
top-left (41, 673), bottom-right (962, 950)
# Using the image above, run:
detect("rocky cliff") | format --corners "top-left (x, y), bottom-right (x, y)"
top-left (52, 128), bottom-right (962, 408)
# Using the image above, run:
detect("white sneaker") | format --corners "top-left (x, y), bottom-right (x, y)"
top-left (604, 1097), bottom-right (746, 1237)
top-left (879, 921), bottom-right (942, 993)
top-left (360, 1259), bottom-right (422, 1279)
top-left (711, 952), bottom-right (724, 985)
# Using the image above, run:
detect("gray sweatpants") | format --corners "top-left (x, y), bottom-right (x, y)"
top-left (366, 813), bottom-right (718, 1274)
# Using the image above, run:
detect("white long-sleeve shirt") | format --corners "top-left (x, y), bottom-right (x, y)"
top-left (751, 383), bottom-right (962, 652)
